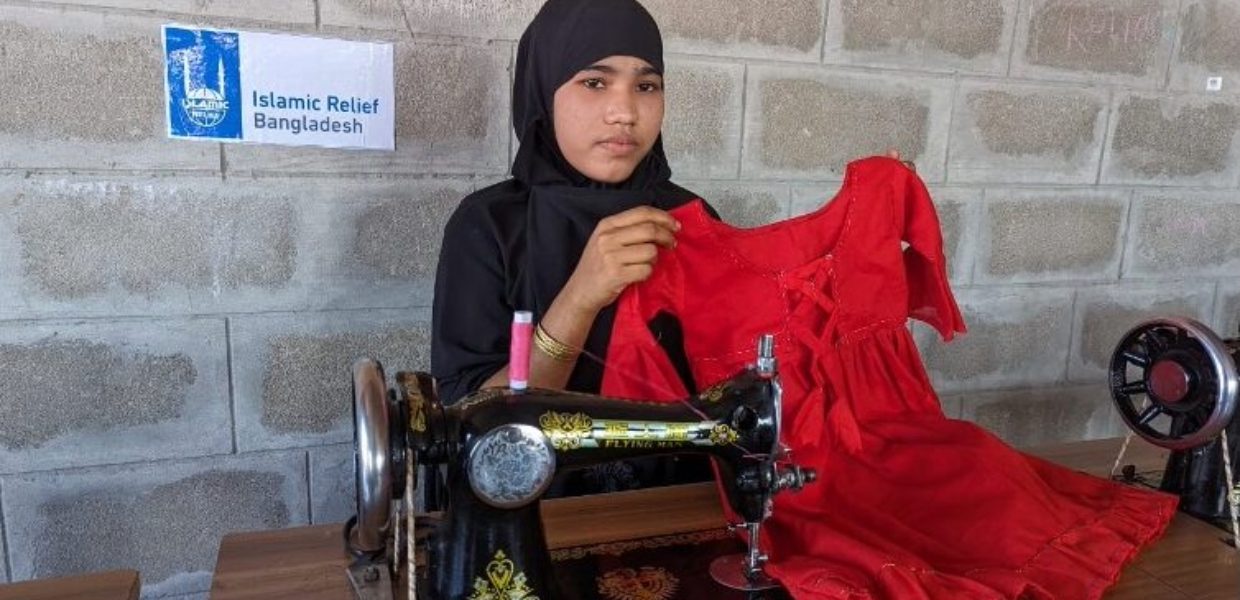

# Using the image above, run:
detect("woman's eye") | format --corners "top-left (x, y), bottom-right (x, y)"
top-left (582, 78), bottom-right (605, 89)
top-left (638, 82), bottom-right (663, 93)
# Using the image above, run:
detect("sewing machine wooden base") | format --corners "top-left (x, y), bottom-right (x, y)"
top-left (210, 438), bottom-right (1240, 599)
top-left (0, 570), bottom-right (139, 600)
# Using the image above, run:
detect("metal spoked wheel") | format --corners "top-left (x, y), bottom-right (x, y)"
top-left (1109, 317), bottom-right (1239, 451)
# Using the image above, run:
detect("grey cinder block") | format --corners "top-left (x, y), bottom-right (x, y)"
top-left (645, 0), bottom-right (825, 62)
top-left (0, 177), bottom-right (468, 318)
top-left (26, 0), bottom-right (315, 23)
top-left (915, 287), bottom-right (1074, 392)
top-left (743, 66), bottom-right (952, 181)
top-left (954, 384), bottom-right (1124, 447)
top-left (230, 309), bottom-right (431, 452)
top-left (0, 507), bottom-right (7, 583)
top-left (0, 318), bottom-right (230, 474)
top-left (975, 190), bottom-right (1127, 283)
top-left (823, 0), bottom-right (1017, 74)
top-left (1012, 0), bottom-right (1177, 87)
top-left (0, 179), bottom-right (296, 303)
top-left (0, 6), bottom-right (217, 172)
top-left (1216, 282), bottom-right (1240, 338)
top-left (1123, 192), bottom-right (1240, 278)
top-left (1169, 0), bottom-right (1240, 92)
top-left (686, 182), bottom-right (790, 228)
top-left (1069, 283), bottom-right (1216, 381)
top-left (321, 0), bottom-right (542, 40)
top-left (663, 59), bottom-right (744, 180)
top-left (309, 443), bottom-right (356, 525)
top-left (1102, 93), bottom-right (1240, 186)
top-left (2, 451), bottom-right (308, 597)
top-left (947, 81), bottom-right (1109, 184)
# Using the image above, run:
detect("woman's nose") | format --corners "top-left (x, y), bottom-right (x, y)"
top-left (604, 90), bottom-right (638, 125)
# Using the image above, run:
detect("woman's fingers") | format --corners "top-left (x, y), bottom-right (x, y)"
top-left (885, 148), bottom-right (917, 171)
top-left (599, 219), bottom-right (677, 249)
top-left (568, 206), bottom-right (681, 311)
top-left (599, 205), bottom-right (680, 233)
top-left (610, 243), bottom-right (659, 267)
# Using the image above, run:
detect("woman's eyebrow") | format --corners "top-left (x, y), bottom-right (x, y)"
top-left (580, 63), bottom-right (662, 77)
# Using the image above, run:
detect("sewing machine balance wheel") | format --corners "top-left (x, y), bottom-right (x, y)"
top-left (350, 358), bottom-right (394, 555)
top-left (346, 358), bottom-right (416, 598)
top-left (1109, 317), bottom-right (1240, 451)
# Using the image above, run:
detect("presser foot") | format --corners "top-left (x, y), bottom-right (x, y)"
top-left (709, 553), bottom-right (780, 591)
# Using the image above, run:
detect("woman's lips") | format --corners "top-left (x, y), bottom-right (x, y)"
top-left (598, 136), bottom-right (639, 155)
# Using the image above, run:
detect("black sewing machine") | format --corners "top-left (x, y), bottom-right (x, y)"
top-left (343, 335), bottom-right (817, 599)
top-left (1109, 317), bottom-right (1240, 532)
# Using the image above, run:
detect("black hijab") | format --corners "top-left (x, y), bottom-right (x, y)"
top-left (513, 0), bottom-right (698, 394)
top-left (511, 0), bottom-right (669, 189)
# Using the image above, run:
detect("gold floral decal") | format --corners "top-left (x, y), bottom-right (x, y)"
top-left (539, 411), bottom-right (593, 450)
top-left (597, 566), bottom-right (679, 600)
top-left (456, 388), bottom-right (507, 411)
top-left (550, 529), bottom-right (731, 561)
top-left (699, 382), bottom-right (727, 404)
top-left (397, 372), bottom-right (427, 433)
top-left (467, 549), bottom-right (539, 600)
top-left (709, 423), bottom-right (739, 446)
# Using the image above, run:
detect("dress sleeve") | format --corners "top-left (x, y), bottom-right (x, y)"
top-left (431, 203), bottom-right (511, 405)
top-left (900, 168), bottom-right (967, 340)
top-left (600, 246), bottom-right (690, 402)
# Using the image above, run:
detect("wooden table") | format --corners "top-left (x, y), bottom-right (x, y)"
top-left (0, 569), bottom-right (140, 600)
top-left (1037, 438), bottom-right (1240, 600)
top-left (211, 438), bottom-right (1240, 599)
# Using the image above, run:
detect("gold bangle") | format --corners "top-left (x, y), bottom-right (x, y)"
top-left (534, 323), bottom-right (579, 362)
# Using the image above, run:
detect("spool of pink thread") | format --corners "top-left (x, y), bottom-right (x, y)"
top-left (509, 310), bottom-right (533, 390)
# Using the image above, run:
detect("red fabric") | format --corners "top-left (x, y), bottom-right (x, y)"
top-left (600, 157), bottom-right (1177, 599)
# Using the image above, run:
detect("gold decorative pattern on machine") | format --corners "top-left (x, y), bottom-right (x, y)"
top-left (397, 373), bottom-right (428, 433)
top-left (539, 411), bottom-right (594, 450)
top-left (597, 566), bottom-right (680, 600)
top-left (550, 529), bottom-right (731, 561)
top-left (699, 382), bottom-right (726, 404)
top-left (710, 423), bottom-right (740, 445)
top-left (457, 388), bottom-right (507, 411)
top-left (467, 549), bottom-right (539, 600)
top-left (540, 411), bottom-right (740, 450)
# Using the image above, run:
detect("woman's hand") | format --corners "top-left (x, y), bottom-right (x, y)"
top-left (495, 205), bottom-right (678, 392)
top-left (562, 205), bottom-right (680, 314)
top-left (887, 148), bottom-right (916, 172)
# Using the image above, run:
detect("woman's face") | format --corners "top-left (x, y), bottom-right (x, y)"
top-left (552, 55), bottom-right (665, 184)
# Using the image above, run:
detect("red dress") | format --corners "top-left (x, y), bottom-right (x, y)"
top-left (600, 157), bottom-right (1177, 599)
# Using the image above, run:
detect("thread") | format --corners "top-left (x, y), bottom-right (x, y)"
top-left (509, 311), bottom-right (533, 390)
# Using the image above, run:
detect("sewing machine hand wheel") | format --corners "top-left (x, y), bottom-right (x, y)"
top-left (349, 359), bottom-right (396, 556)
top-left (346, 359), bottom-right (415, 599)
top-left (1109, 317), bottom-right (1239, 451)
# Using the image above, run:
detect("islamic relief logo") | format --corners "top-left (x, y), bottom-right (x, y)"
top-left (181, 54), bottom-right (229, 127)
top-left (164, 26), bottom-right (242, 139)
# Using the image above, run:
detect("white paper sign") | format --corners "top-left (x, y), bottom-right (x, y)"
top-left (163, 25), bottom-right (395, 150)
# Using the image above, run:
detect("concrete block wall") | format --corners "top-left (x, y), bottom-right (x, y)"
top-left (1, 0), bottom-right (1238, 595)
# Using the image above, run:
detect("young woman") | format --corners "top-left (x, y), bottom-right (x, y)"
top-left (431, 0), bottom-right (902, 494)
top-left (430, 0), bottom-right (713, 493)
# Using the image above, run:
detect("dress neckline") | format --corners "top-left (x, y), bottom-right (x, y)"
top-left (684, 161), bottom-right (859, 274)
